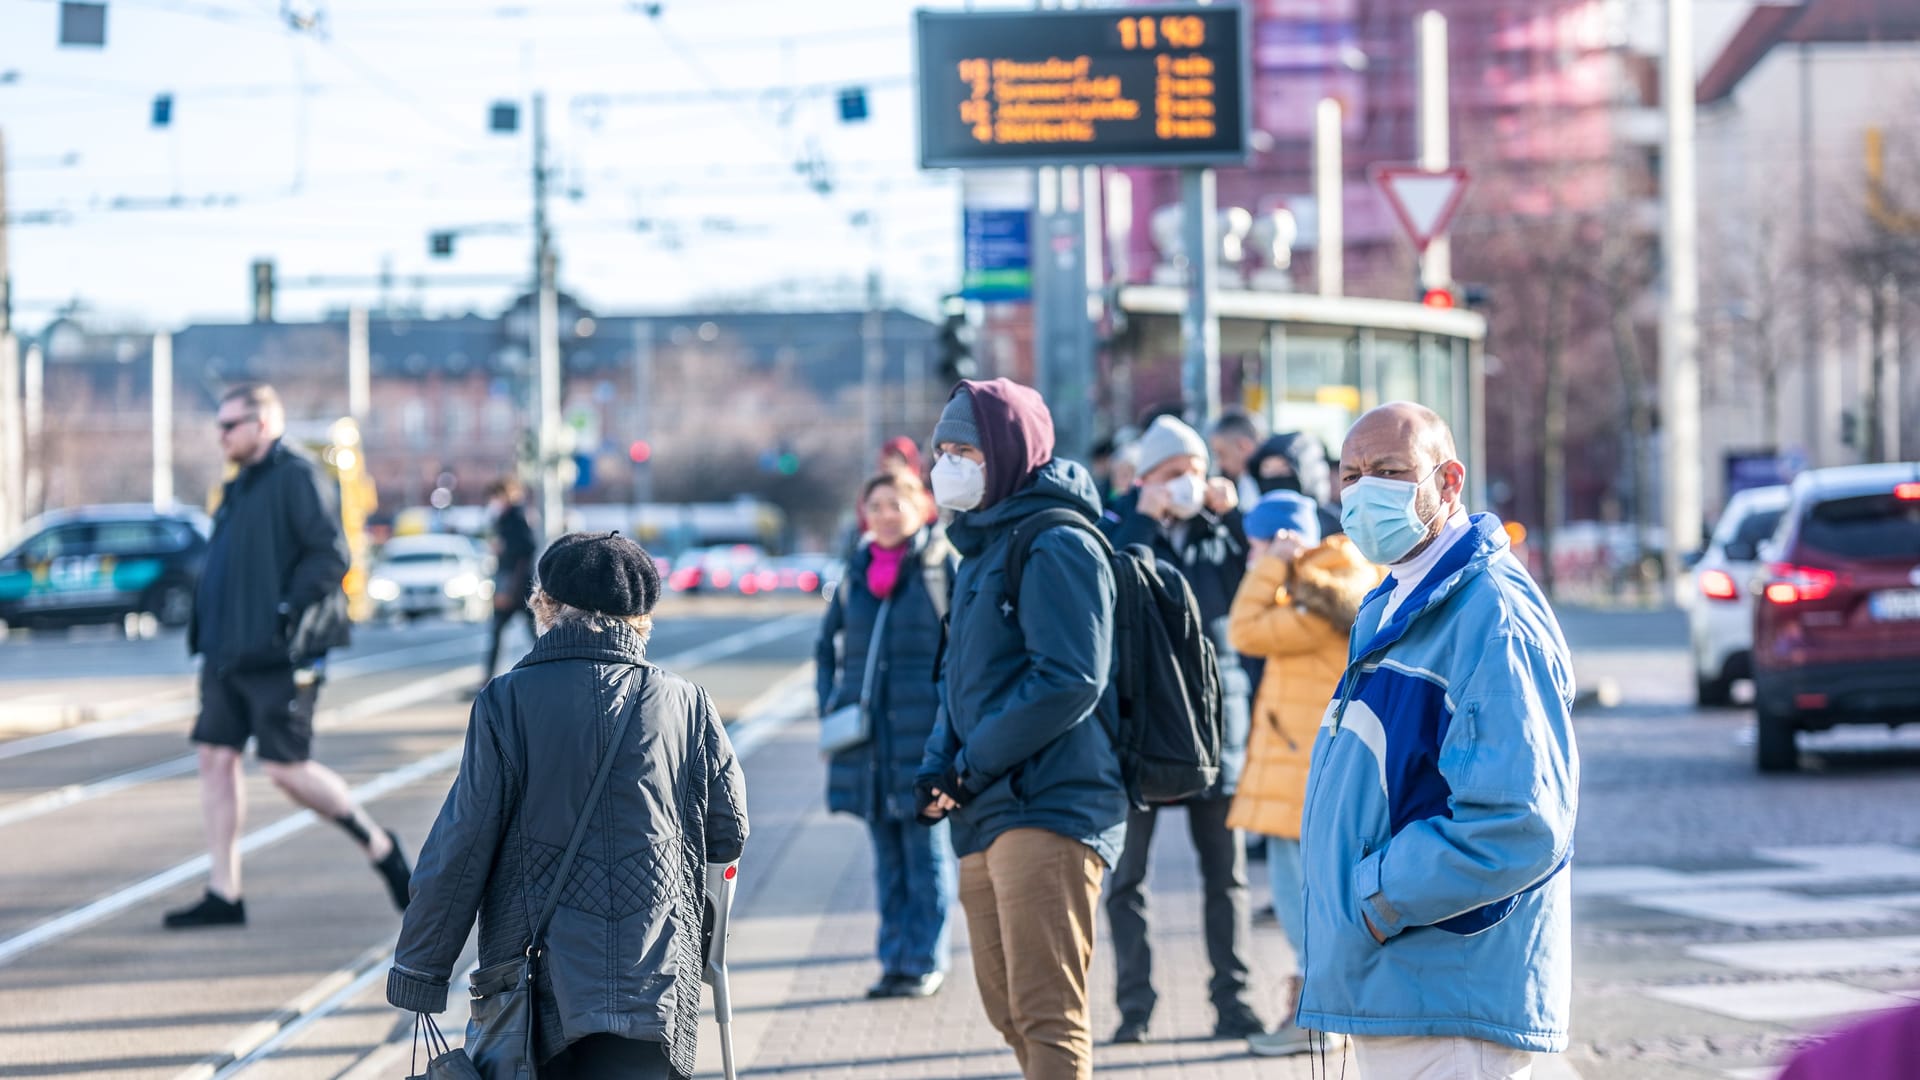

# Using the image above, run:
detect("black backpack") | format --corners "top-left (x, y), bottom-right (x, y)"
top-left (1002, 508), bottom-right (1225, 808)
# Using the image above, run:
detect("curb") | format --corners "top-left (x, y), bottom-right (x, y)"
top-left (1572, 676), bottom-right (1622, 711)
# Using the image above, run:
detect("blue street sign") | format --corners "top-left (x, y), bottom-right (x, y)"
top-left (961, 208), bottom-right (1032, 303)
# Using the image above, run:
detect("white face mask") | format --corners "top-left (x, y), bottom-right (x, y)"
top-left (1162, 473), bottom-right (1207, 520)
top-left (931, 453), bottom-right (986, 511)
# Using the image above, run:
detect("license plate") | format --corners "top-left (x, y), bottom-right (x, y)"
top-left (1869, 589), bottom-right (1920, 621)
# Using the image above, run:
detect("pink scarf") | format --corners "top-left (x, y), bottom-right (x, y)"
top-left (866, 541), bottom-right (908, 599)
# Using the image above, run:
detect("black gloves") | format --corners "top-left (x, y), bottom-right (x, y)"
top-left (913, 766), bottom-right (974, 826)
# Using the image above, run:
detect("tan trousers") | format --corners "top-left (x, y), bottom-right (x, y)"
top-left (1354, 1035), bottom-right (1536, 1079)
top-left (958, 828), bottom-right (1106, 1080)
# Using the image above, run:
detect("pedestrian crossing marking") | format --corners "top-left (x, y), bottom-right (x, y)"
top-left (1577, 843), bottom-right (1920, 906)
top-left (1645, 978), bottom-right (1917, 1023)
top-left (1687, 935), bottom-right (1920, 976)
top-left (1624, 887), bottom-right (1913, 928)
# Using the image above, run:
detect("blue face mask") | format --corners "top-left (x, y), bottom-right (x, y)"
top-left (1340, 468), bottom-right (1443, 565)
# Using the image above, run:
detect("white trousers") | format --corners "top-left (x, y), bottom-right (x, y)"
top-left (1353, 1035), bottom-right (1535, 1080)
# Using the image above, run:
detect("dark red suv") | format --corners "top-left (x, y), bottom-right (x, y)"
top-left (1751, 463), bottom-right (1920, 771)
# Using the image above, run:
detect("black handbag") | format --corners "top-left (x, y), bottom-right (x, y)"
top-left (408, 1014), bottom-right (483, 1080)
top-left (460, 670), bottom-right (646, 1080)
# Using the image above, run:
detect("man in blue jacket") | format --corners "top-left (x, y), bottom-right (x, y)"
top-left (917, 379), bottom-right (1128, 1080)
top-left (1299, 402), bottom-right (1578, 1078)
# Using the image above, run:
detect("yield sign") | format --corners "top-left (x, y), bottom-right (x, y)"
top-left (1372, 165), bottom-right (1471, 252)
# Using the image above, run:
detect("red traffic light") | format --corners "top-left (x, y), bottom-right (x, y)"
top-left (1421, 288), bottom-right (1456, 310)
top-left (628, 439), bottom-right (652, 464)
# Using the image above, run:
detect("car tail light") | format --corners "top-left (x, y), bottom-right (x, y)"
top-left (1896, 482), bottom-right (1920, 501)
top-left (1763, 563), bottom-right (1838, 605)
top-left (757, 571), bottom-right (778, 591)
top-left (1699, 569), bottom-right (1739, 601)
top-left (799, 571), bottom-right (819, 591)
top-left (711, 570), bottom-right (732, 589)
top-left (739, 578), bottom-right (758, 595)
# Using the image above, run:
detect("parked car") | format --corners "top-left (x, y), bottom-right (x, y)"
top-left (770, 553), bottom-right (843, 598)
top-left (666, 544), bottom-right (767, 594)
top-left (1687, 485), bottom-right (1792, 706)
top-left (366, 534), bottom-right (494, 623)
top-left (1751, 463), bottom-right (1920, 772)
top-left (0, 504), bottom-right (210, 633)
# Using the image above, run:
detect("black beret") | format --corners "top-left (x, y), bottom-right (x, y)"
top-left (535, 531), bottom-right (662, 617)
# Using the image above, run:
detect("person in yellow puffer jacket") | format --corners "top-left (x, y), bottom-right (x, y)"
top-left (1226, 491), bottom-right (1384, 1059)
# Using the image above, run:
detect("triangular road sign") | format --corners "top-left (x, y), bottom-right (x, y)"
top-left (1372, 165), bottom-right (1471, 252)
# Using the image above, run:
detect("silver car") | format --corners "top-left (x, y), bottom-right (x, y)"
top-left (1685, 485), bottom-right (1791, 707)
top-left (367, 534), bottom-right (495, 623)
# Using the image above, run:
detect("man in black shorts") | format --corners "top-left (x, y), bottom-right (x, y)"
top-left (165, 383), bottom-right (411, 929)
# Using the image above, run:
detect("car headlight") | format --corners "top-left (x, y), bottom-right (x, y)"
top-left (368, 577), bottom-right (400, 602)
top-left (444, 573), bottom-right (479, 599)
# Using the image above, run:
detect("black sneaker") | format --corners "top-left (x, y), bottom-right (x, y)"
top-left (164, 890), bottom-right (246, 929)
top-left (375, 830), bottom-right (412, 913)
top-left (1214, 1004), bottom-right (1268, 1039)
top-left (1111, 1017), bottom-right (1151, 1044)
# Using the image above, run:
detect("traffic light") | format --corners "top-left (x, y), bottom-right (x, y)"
top-left (430, 231), bottom-right (455, 258)
top-left (1840, 409), bottom-right (1860, 449)
top-left (837, 86), bottom-right (869, 123)
top-left (936, 304), bottom-right (977, 383)
top-left (628, 439), bottom-right (652, 464)
top-left (1420, 286), bottom-right (1457, 310)
top-left (151, 93), bottom-right (172, 128)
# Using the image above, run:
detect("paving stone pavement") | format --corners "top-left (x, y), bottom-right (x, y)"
top-left (699, 691), bottom-right (1585, 1079)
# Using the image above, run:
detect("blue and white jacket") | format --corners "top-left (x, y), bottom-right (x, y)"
top-left (1297, 513), bottom-right (1578, 1052)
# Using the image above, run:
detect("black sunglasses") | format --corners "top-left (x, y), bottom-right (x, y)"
top-left (218, 414), bottom-right (258, 433)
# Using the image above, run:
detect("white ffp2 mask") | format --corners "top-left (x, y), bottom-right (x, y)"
top-left (931, 454), bottom-right (986, 511)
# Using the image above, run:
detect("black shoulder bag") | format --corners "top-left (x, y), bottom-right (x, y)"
top-left (461, 670), bottom-right (646, 1079)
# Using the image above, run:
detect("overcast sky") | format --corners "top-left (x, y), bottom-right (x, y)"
top-left (2, 0), bottom-right (1756, 334)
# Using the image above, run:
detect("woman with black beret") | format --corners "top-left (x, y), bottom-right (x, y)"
top-left (389, 532), bottom-right (749, 1080)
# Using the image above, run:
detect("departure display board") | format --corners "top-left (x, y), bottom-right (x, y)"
top-left (916, 5), bottom-right (1250, 169)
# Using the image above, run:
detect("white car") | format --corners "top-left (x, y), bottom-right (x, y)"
top-left (367, 534), bottom-right (495, 623)
top-left (1687, 485), bottom-right (1792, 706)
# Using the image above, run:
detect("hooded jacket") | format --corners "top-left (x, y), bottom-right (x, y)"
top-left (817, 527), bottom-right (956, 821)
top-left (1100, 487), bottom-right (1253, 795)
top-left (917, 382), bottom-right (1128, 867)
top-left (1225, 535), bottom-right (1383, 840)
top-left (1297, 514), bottom-right (1578, 1052)
top-left (387, 623), bottom-right (749, 1076)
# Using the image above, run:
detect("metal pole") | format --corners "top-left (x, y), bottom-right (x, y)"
top-left (152, 331), bottom-right (174, 510)
top-left (0, 333), bottom-right (19, 540)
top-left (1417, 10), bottom-right (1451, 291)
top-left (1315, 99), bottom-right (1344, 298)
top-left (631, 319), bottom-right (654, 506)
top-left (1882, 276), bottom-right (1901, 462)
top-left (347, 305), bottom-right (370, 423)
top-left (531, 91), bottom-right (564, 541)
top-left (0, 129), bottom-right (11, 338)
top-left (537, 249), bottom-right (562, 541)
top-left (1181, 167), bottom-right (1220, 426)
top-left (1798, 44), bottom-right (1821, 467)
top-left (1660, 0), bottom-right (1702, 582)
top-left (24, 341), bottom-right (41, 515)
top-left (863, 268), bottom-right (884, 460)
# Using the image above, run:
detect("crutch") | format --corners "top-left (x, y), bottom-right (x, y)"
top-left (702, 860), bottom-right (740, 1080)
